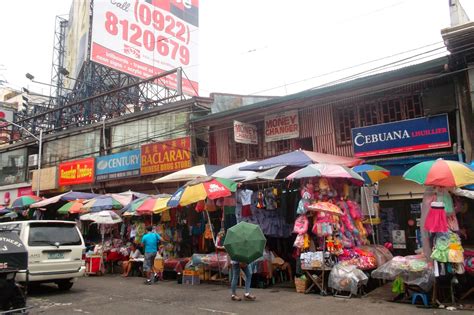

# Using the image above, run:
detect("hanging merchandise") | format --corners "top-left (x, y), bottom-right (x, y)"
top-left (294, 234), bottom-right (305, 249)
top-left (195, 200), bottom-right (206, 212)
top-left (256, 190), bottom-right (266, 209)
top-left (205, 199), bottom-right (217, 212)
top-left (161, 210), bottom-right (171, 222)
top-left (238, 188), bottom-right (253, 217)
top-left (424, 201), bottom-right (448, 233)
top-left (293, 215), bottom-right (309, 235)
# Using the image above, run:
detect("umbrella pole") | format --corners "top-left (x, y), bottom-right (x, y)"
top-left (100, 225), bottom-right (105, 275)
top-left (364, 185), bottom-right (377, 245)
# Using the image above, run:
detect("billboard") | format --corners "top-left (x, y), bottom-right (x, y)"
top-left (90, 0), bottom-right (199, 96)
top-left (351, 114), bottom-right (451, 157)
top-left (95, 149), bottom-right (141, 181)
top-left (63, 0), bottom-right (90, 90)
top-left (0, 107), bottom-right (13, 143)
top-left (265, 110), bottom-right (299, 142)
top-left (234, 120), bottom-right (258, 145)
top-left (141, 136), bottom-right (191, 175)
top-left (58, 158), bottom-right (95, 186)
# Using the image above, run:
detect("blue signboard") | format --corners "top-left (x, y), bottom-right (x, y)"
top-left (351, 114), bottom-right (451, 157)
top-left (95, 149), bottom-right (141, 181)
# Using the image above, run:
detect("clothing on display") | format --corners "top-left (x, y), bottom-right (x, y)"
top-left (424, 201), bottom-right (448, 233)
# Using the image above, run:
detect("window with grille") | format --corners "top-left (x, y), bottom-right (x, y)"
top-left (334, 94), bottom-right (423, 145)
top-left (335, 106), bottom-right (357, 144)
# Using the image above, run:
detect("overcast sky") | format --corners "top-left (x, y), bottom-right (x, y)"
top-left (1, 0), bottom-right (473, 97)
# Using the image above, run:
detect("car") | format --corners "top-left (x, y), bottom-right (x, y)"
top-left (0, 220), bottom-right (86, 290)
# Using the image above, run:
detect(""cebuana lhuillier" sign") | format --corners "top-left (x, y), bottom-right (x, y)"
top-left (351, 114), bottom-right (451, 157)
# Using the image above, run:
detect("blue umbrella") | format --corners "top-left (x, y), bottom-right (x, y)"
top-left (463, 161), bottom-right (474, 190)
top-left (167, 186), bottom-right (186, 208)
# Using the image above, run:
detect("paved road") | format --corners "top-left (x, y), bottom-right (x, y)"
top-left (27, 276), bottom-right (463, 315)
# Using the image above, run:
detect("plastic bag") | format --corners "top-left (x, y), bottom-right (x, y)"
top-left (392, 276), bottom-right (405, 294)
top-left (328, 263), bottom-right (368, 295)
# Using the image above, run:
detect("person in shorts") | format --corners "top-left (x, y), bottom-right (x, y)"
top-left (141, 226), bottom-right (161, 285)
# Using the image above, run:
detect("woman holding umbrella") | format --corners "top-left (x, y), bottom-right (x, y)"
top-left (217, 221), bottom-right (266, 301)
top-left (216, 245), bottom-right (256, 301)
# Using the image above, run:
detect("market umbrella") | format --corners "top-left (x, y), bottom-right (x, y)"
top-left (212, 160), bottom-right (259, 181)
top-left (223, 222), bottom-right (266, 264)
top-left (82, 195), bottom-right (123, 212)
top-left (10, 195), bottom-right (42, 210)
top-left (286, 163), bottom-right (365, 185)
top-left (152, 164), bottom-right (223, 183)
top-left (167, 177), bottom-right (237, 208)
top-left (403, 159), bottom-right (474, 187)
top-left (108, 191), bottom-right (149, 207)
top-left (305, 201), bottom-right (344, 216)
top-left (135, 194), bottom-right (171, 214)
top-left (30, 191), bottom-right (100, 208)
top-left (352, 164), bottom-right (390, 185)
top-left (80, 210), bottom-right (122, 225)
top-left (80, 210), bottom-right (122, 275)
top-left (242, 166), bottom-right (286, 182)
top-left (240, 149), bottom-right (363, 171)
top-left (57, 200), bottom-right (86, 215)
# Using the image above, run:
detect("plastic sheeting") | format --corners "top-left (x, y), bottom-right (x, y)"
top-left (371, 255), bottom-right (434, 291)
top-left (328, 264), bottom-right (368, 295)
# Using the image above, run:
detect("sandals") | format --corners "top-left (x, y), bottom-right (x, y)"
top-left (244, 294), bottom-right (256, 301)
top-left (231, 295), bottom-right (242, 301)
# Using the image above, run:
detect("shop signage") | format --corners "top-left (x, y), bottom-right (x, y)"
top-left (351, 114), bottom-right (451, 157)
top-left (0, 185), bottom-right (32, 207)
top-left (90, 0), bottom-right (199, 95)
top-left (95, 150), bottom-right (141, 182)
top-left (58, 158), bottom-right (95, 186)
top-left (233, 120), bottom-right (258, 145)
top-left (264, 110), bottom-right (299, 142)
top-left (141, 137), bottom-right (192, 175)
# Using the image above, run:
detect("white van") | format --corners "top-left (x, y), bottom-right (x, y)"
top-left (0, 220), bottom-right (86, 290)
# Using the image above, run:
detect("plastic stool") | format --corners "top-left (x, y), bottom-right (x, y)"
top-left (411, 293), bottom-right (429, 306)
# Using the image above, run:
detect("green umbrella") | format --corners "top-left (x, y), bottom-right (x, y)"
top-left (223, 222), bottom-right (266, 264)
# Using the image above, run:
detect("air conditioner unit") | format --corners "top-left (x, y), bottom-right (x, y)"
top-left (28, 154), bottom-right (38, 167)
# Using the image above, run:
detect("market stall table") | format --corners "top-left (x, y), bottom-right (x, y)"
top-left (302, 266), bottom-right (333, 295)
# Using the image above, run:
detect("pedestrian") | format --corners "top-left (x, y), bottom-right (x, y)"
top-left (217, 244), bottom-right (256, 301)
top-left (230, 260), bottom-right (256, 301)
top-left (141, 226), bottom-right (161, 285)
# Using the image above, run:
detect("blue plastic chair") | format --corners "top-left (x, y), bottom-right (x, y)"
top-left (411, 293), bottom-right (429, 306)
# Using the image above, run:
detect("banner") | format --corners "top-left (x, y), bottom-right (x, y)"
top-left (233, 120), bottom-right (258, 145)
top-left (96, 150), bottom-right (141, 181)
top-left (0, 107), bottom-right (14, 143)
top-left (90, 0), bottom-right (199, 96)
top-left (141, 137), bottom-right (191, 175)
top-left (264, 110), bottom-right (299, 142)
top-left (58, 158), bottom-right (95, 186)
top-left (351, 114), bottom-right (451, 157)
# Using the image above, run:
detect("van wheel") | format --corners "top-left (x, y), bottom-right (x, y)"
top-left (57, 280), bottom-right (74, 291)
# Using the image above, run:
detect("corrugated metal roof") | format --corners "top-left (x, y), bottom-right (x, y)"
top-left (193, 56), bottom-right (449, 125)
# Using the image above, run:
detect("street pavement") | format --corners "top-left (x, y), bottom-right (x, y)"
top-left (27, 275), bottom-right (465, 314)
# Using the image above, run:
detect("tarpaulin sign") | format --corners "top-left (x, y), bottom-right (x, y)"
top-left (351, 114), bottom-right (451, 157)
top-left (234, 120), bottom-right (258, 144)
top-left (58, 158), bottom-right (95, 186)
